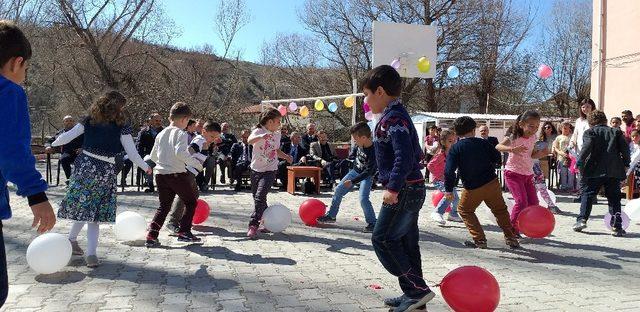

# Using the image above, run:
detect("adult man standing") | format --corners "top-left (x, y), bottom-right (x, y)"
top-left (230, 130), bottom-right (252, 192)
top-left (278, 131), bottom-right (304, 189)
top-left (45, 116), bottom-right (83, 184)
top-left (622, 110), bottom-right (636, 142)
top-left (137, 113), bottom-right (163, 192)
top-left (217, 122), bottom-right (237, 185)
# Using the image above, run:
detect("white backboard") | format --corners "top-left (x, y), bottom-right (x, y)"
top-left (372, 21), bottom-right (437, 78)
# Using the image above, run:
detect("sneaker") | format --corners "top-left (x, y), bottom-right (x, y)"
top-left (394, 292), bottom-right (435, 312)
top-left (612, 228), bottom-right (626, 237)
top-left (259, 227), bottom-right (271, 233)
top-left (447, 215), bottom-right (463, 222)
top-left (247, 225), bottom-right (258, 239)
top-left (549, 206), bottom-right (563, 215)
top-left (144, 188), bottom-right (154, 193)
top-left (514, 233), bottom-right (523, 239)
top-left (384, 295), bottom-right (406, 307)
top-left (362, 223), bottom-right (375, 233)
top-left (430, 212), bottom-right (445, 225)
top-left (220, 177), bottom-right (226, 184)
top-left (145, 238), bottom-right (161, 248)
top-left (464, 240), bottom-right (488, 249)
top-left (317, 215), bottom-right (336, 223)
top-left (572, 196), bottom-right (581, 203)
top-left (505, 237), bottom-right (521, 249)
top-left (85, 255), bottom-right (99, 268)
top-left (177, 232), bottom-right (202, 242)
top-left (573, 220), bottom-right (587, 232)
top-left (166, 223), bottom-right (180, 234)
top-left (200, 185), bottom-right (210, 192)
top-left (69, 240), bottom-right (84, 256)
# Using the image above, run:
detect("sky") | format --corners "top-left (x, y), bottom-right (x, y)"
top-left (162, 0), bottom-right (586, 63)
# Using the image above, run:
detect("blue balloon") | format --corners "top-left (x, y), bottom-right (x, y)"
top-left (328, 102), bottom-right (338, 113)
top-left (447, 66), bottom-right (460, 79)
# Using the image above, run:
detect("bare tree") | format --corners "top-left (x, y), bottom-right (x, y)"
top-left (215, 0), bottom-right (250, 59)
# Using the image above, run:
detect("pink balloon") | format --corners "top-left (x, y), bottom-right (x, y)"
top-left (365, 111), bottom-right (374, 121)
top-left (363, 102), bottom-right (371, 113)
top-left (604, 212), bottom-right (631, 230)
top-left (537, 64), bottom-right (553, 79)
top-left (278, 105), bottom-right (287, 116)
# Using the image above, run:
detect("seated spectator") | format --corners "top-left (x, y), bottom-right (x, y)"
top-left (185, 119), bottom-right (197, 143)
top-left (280, 125), bottom-right (291, 150)
top-left (217, 122), bottom-right (237, 184)
top-left (304, 130), bottom-right (341, 184)
top-left (136, 113), bottom-right (163, 192)
top-left (230, 130), bottom-right (252, 192)
top-left (278, 131), bottom-right (304, 189)
top-left (45, 115), bottom-right (84, 184)
top-left (300, 122), bottom-right (318, 156)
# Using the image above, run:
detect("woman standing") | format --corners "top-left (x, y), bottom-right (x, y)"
top-left (570, 98), bottom-right (596, 202)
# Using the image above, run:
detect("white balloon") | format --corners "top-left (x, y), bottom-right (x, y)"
top-left (624, 199), bottom-right (640, 221)
top-left (115, 211), bottom-right (147, 241)
top-left (26, 233), bottom-right (72, 274)
top-left (537, 190), bottom-right (557, 207)
top-left (262, 203), bottom-right (292, 233)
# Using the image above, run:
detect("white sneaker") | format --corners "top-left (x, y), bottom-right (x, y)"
top-left (447, 215), bottom-right (463, 222)
top-left (430, 212), bottom-right (445, 225)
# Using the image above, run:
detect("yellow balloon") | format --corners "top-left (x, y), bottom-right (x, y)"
top-left (314, 100), bottom-right (324, 111)
top-left (344, 96), bottom-right (355, 108)
top-left (300, 106), bottom-right (309, 117)
top-left (417, 56), bottom-right (431, 73)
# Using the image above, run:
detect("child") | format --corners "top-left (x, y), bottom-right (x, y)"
top-left (532, 143), bottom-right (562, 214)
top-left (145, 102), bottom-right (204, 247)
top-left (627, 130), bottom-right (639, 199)
top-left (0, 20), bottom-right (56, 305)
top-left (317, 122), bottom-right (377, 233)
top-left (364, 65), bottom-right (435, 312)
top-left (444, 116), bottom-right (519, 249)
top-left (53, 91), bottom-right (151, 267)
top-left (166, 121), bottom-right (221, 233)
top-left (496, 110), bottom-right (549, 236)
top-left (574, 110), bottom-right (630, 236)
top-left (552, 122), bottom-right (575, 191)
top-left (610, 116), bottom-right (622, 130)
top-left (246, 107), bottom-right (292, 239)
top-left (427, 130), bottom-right (462, 225)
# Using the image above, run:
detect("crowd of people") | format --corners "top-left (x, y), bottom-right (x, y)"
top-left (1, 20), bottom-right (639, 311)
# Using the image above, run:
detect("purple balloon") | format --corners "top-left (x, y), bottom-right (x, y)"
top-left (390, 59), bottom-right (401, 69)
top-left (603, 211), bottom-right (630, 230)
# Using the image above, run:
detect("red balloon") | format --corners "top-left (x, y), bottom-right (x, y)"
top-left (299, 199), bottom-right (326, 226)
top-left (193, 199), bottom-right (210, 225)
top-left (517, 205), bottom-right (555, 238)
top-left (431, 191), bottom-right (451, 212)
top-left (441, 266), bottom-right (500, 312)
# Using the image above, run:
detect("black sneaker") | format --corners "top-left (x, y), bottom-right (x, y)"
top-left (166, 223), bottom-right (180, 234)
top-left (317, 215), bottom-right (336, 223)
top-left (394, 292), bottom-right (435, 312)
top-left (573, 220), bottom-right (587, 232)
top-left (177, 232), bottom-right (202, 242)
top-left (362, 223), bottom-right (375, 233)
top-left (144, 188), bottom-right (154, 193)
top-left (612, 228), bottom-right (626, 237)
top-left (145, 238), bottom-right (161, 248)
top-left (384, 295), bottom-right (405, 307)
top-left (505, 237), bottom-right (521, 249)
top-left (464, 240), bottom-right (488, 249)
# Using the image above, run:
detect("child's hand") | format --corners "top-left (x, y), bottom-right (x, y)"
top-left (343, 180), bottom-right (352, 188)
top-left (383, 190), bottom-right (399, 205)
top-left (510, 145), bottom-right (527, 154)
top-left (444, 192), bottom-right (454, 201)
top-left (145, 167), bottom-right (153, 175)
top-left (285, 155), bottom-right (293, 164)
top-left (30, 201), bottom-right (56, 233)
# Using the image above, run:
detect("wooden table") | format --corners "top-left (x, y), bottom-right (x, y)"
top-left (287, 166), bottom-right (321, 195)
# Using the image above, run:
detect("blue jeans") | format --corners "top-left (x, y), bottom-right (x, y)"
top-left (372, 183), bottom-right (430, 299)
top-left (433, 181), bottom-right (459, 217)
top-left (327, 169), bottom-right (376, 224)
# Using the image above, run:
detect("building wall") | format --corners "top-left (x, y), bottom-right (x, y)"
top-left (591, 0), bottom-right (640, 119)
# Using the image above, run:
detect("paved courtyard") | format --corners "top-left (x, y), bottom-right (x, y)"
top-left (2, 167), bottom-right (640, 311)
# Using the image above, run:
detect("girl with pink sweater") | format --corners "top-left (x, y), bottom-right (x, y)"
top-left (427, 130), bottom-right (462, 225)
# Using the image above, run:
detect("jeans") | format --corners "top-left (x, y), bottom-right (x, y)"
top-left (557, 160), bottom-right (576, 190)
top-left (1, 221), bottom-right (7, 307)
top-left (249, 170), bottom-right (276, 227)
top-left (326, 169), bottom-right (376, 224)
top-left (504, 170), bottom-right (538, 233)
top-left (578, 177), bottom-right (623, 228)
top-left (432, 181), bottom-right (459, 217)
top-left (59, 152), bottom-right (77, 179)
top-left (372, 183), bottom-right (430, 299)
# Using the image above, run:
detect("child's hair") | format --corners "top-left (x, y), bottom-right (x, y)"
top-left (512, 110), bottom-right (541, 139)
top-left (0, 20), bottom-right (31, 67)
top-left (578, 98), bottom-right (596, 119)
top-left (538, 121), bottom-right (558, 141)
top-left (360, 65), bottom-right (402, 96)
top-left (169, 102), bottom-right (192, 120)
top-left (560, 121), bottom-right (574, 133)
top-left (256, 107), bottom-right (281, 128)
top-left (438, 130), bottom-right (455, 152)
top-left (587, 110), bottom-right (607, 126)
top-left (630, 129), bottom-right (639, 137)
top-left (187, 119), bottom-right (196, 128)
top-left (428, 125), bottom-right (438, 131)
top-left (350, 121), bottom-right (372, 138)
top-left (611, 116), bottom-right (622, 123)
top-left (452, 116), bottom-right (477, 136)
top-left (203, 120), bottom-right (221, 133)
top-left (89, 90), bottom-right (127, 126)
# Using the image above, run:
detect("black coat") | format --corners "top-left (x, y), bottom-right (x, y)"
top-left (578, 125), bottom-right (630, 179)
top-left (486, 136), bottom-right (499, 147)
top-left (218, 133), bottom-right (238, 156)
top-left (47, 129), bottom-right (84, 155)
top-left (137, 126), bottom-right (162, 156)
top-left (281, 142), bottom-right (305, 164)
top-left (231, 142), bottom-right (252, 165)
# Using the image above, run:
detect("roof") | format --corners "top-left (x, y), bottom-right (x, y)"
top-left (412, 111), bottom-right (567, 123)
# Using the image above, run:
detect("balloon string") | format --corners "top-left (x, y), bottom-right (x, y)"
top-left (399, 268), bottom-right (441, 289)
